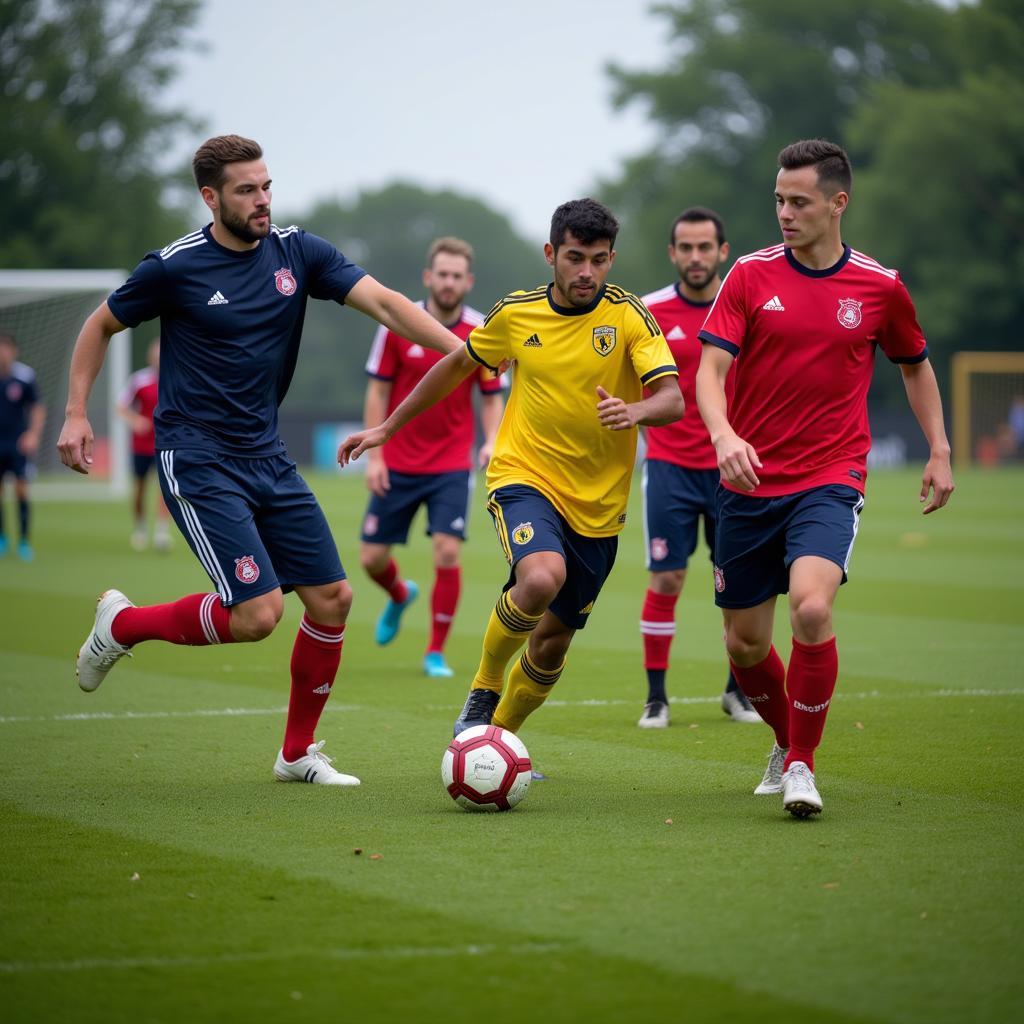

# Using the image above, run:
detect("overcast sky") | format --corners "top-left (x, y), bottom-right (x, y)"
top-left (164, 0), bottom-right (671, 243)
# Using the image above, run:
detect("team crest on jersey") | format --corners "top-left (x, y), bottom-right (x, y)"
top-left (713, 565), bottom-right (725, 593)
top-left (512, 522), bottom-right (534, 545)
top-left (274, 268), bottom-right (297, 296)
top-left (650, 537), bottom-right (669, 562)
top-left (363, 514), bottom-right (379, 537)
top-left (837, 298), bottom-right (863, 330)
top-left (592, 325), bottom-right (617, 356)
top-left (235, 555), bottom-right (260, 584)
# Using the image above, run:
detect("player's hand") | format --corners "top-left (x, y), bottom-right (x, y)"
top-left (338, 426), bottom-right (388, 468)
top-left (714, 431), bottom-right (761, 491)
top-left (478, 440), bottom-right (494, 468)
top-left (365, 456), bottom-right (390, 497)
top-left (920, 452), bottom-right (954, 514)
top-left (57, 414), bottom-right (94, 475)
top-left (493, 358), bottom-right (513, 379)
top-left (596, 386), bottom-right (637, 431)
top-left (17, 431), bottom-right (40, 458)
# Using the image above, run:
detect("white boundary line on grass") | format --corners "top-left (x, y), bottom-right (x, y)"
top-left (1, 689), bottom-right (1022, 726)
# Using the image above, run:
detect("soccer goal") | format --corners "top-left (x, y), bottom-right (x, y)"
top-left (951, 351), bottom-right (1024, 468)
top-left (0, 270), bottom-right (130, 499)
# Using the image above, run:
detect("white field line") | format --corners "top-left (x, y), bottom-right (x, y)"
top-left (0, 941), bottom-right (564, 974)
top-left (1, 690), bottom-right (1022, 726)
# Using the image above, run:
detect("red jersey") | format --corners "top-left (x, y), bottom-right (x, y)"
top-left (365, 303), bottom-right (503, 474)
top-left (698, 244), bottom-right (927, 497)
top-left (118, 366), bottom-right (158, 456)
top-left (641, 283), bottom-right (734, 470)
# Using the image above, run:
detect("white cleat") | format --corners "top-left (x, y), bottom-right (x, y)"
top-left (273, 741), bottom-right (360, 786)
top-left (77, 589), bottom-right (134, 692)
top-left (782, 760), bottom-right (823, 818)
top-left (637, 700), bottom-right (670, 729)
top-left (754, 743), bottom-right (789, 794)
top-left (721, 688), bottom-right (762, 724)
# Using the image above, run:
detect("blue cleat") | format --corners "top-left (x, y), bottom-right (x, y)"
top-left (530, 769), bottom-right (548, 782)
top-left (16, 540), bottom-right (33, 562)
top-left (452, 688), bottom-right (500, 737)
top-left (0, 535), bottom-right (7, 557)
top-left (374, 580), bottom-right (418, 645)
top-left (424, 651), bottom-right (455, 678)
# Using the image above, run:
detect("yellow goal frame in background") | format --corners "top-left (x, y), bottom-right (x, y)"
top-left (951, 351), bottom-right (1024, 468)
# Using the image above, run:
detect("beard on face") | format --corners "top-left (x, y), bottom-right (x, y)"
top-left (221, 202), bottom-right (271, 244)
top-left (681, 265), bottom-right (715, 290)
top-left (430, 288), bottom-right (463, 318)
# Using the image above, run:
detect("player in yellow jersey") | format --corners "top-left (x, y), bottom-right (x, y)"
top-left (339, 199), bottom-right (682, 737)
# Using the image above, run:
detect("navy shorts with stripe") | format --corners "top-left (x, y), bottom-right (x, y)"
top-left (158, 448), bottom-right (345, 607)
top-left (642, 459), bottom-right (719, 571)
top-left (487, 484), bottom-right (617, 631)
top-left (713, 484), bottom-right (865, 609)
top-left (360, 469), bottom-right (471, 545)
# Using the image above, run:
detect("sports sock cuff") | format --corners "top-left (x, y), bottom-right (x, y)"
top-left (644, 588), bottom-right (679, 614)
top-left (299, 613), bottom-right (345, 648)
top-left (519, 651), bottom-right (564, 686)
top-left (792, 635), bottom-right (837, 654)
top-left (495, 591), bottom-right (542, 633)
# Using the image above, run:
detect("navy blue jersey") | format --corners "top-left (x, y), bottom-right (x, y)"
top-left (107, 224), bottom-right (366, 455)
top-left (0, 362), bottom-right (40, 449)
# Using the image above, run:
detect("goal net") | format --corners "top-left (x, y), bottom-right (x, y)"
top-left (0, 270), bottom-right (130, 499)
top-left (951, 352), bottom-right (1024, 468)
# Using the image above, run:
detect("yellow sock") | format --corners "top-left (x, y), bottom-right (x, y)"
top-left (493, 651), bottom-right (565, 732)
top-left (471, 592), bottom-right (542, 694)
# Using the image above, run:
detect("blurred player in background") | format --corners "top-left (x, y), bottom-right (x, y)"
top-left (697, 138), bottom-right (954, 818)
top-left (637, 208), bottom-right (759, 729)
top-left (117, 338), bottom-right (171, 552)
top-left (360, 237), bottom-right (504, 678)
top-left (0, 332), bottom-right (45, 561)
top-left (58, 134), bottom-right (468, 787)
top-left (340, 199), bottom-right (682, 738)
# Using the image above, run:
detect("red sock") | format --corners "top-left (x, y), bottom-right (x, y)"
top-left (369, 558), bottom-right (408, 604)
top-left (428, 565), bottom-right (461, 654)
top-left (111, 593), bottom-right (234, 647)
top-left (640, 589), bottom-right (678, 670)
top-left (282, 614), bottom-right (345, 762)
top-left (730, 646), bottom-right (789, 748)
top-left (785, 636), bottom-right (838, 772)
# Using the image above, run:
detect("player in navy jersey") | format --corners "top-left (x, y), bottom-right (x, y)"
top-left (696, 139), bottom-right (954, 817)
top-left (360, 237), bottom-right (504, 678)
top-left (0, 332), bottom-right (45, 561)
top-left (637, 208), bottom-right (760, 729)
top-left (58, 134), bottom-right (470, 787)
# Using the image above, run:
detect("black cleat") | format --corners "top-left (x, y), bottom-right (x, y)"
top-left (452, 688), bottom-right (501, 737)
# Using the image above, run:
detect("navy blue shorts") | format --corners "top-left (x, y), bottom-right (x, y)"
top-left (487, 484), bottom-right (618, 631)
top-left (713, 484), bottom-right (865, 609)
top-left (642, 459), bottom-right (719, 571)
top-left (360, 469), bottom-right (471, 545)
top-left (0, 448), bottom-right (29, 481)
top-left (132, 453), bottom-right (157, 479)
top-left (157, 448), bottom-right (345, 607)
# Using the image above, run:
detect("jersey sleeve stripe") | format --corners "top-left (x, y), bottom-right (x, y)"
top-left (848, 253), bottom-right (897, 279)
top-left (364, 323), bottom-right (390, 373)
top-left (466, 338), bottom-right (499, 372)
top-left (698, 330), bottom-right (739, 357)
top-left (604, 287), bottom-right (660, 336)
top-left (160, 237), bottom-right (208, 261)
top-left (483, 289), bottom-right (547, 326)
top-left (888, 347), bottom-right (929, 364)
top-left (641, 284), bottom-right (678, 306)
top-left (640, 365), bottom-right (679, 384)
top-left (159, 229), bottom-right (203, 256)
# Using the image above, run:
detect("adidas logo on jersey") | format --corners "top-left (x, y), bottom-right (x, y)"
top-left (207, 291), bottom-right (229, 305)
top-left (762, 295), bottom-right (785, 311)
top-left (522, 334), bottom-right (542, 347)
top-left (666, 325), bottom-right (686, 341)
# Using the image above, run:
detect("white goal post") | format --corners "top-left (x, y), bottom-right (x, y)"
top-left (0, 270), bottom-right (130, 500)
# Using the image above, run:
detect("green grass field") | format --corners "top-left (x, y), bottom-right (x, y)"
top-left (1, 467), bottom-right (1022, 1024)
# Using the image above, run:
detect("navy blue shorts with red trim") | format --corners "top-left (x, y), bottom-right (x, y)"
top-left (642, 459), bottom-right (719, 571)
top-left (360, 469), bottom-right (471, 545)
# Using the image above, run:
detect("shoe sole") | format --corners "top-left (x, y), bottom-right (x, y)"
top-left (785, 800), bottom-right (822, 818)
top-left (637, 719), bottom-right (669, 729)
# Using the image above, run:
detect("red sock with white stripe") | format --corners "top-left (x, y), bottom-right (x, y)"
top-left (730, 646), bottom-right (789, 748)
top-left (110, 593), bottom-right (234, 647)
top-left (428, 566), bottom-right (461, 654)
top-left (369, 558), bottom-right (408, 604)
top-left (282, 613), bottom-right (345, 762)
top-left (640, 589), bottom-right (678, 671)
top-left (784, 636), bottom-right (839, 772)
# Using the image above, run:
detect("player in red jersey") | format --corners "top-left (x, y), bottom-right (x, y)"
top-left (696, 139), bottom-right (954, 818)
top-left (117, 338), bottom-right (172, 552)
top-left (637, 208), bottom-right (760, 729)
top-left (359, 238), bottom-right (505, 678)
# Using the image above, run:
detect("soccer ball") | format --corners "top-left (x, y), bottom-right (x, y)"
top-left (441, 725), bottom-right (532, 812)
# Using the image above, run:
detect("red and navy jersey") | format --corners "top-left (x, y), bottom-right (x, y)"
top-left (365, 303), bottom-right (502, 474)
top-left (107, 223), bottom-right (366, 455)
top-left (698, 244), bottom-right (927, 496)
top-left (641, 283), bottom-right (734, 470)
top-left (118, 366), bottom-right (159, 456)
top-left (0, 362), bottom-right (39, 450)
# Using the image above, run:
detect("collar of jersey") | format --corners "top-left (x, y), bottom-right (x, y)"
top-left (546, 283), bottom-right (606, 316)
top-left (202, 223), bottom-right (264, 259)
top-left (673, 282), bottom-right (715, 308)
top-left (784, 244), bottom-right (851, 278)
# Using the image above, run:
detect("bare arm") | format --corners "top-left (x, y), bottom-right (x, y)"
top-left (339, 346), bottom-right (478, 466)
top-left (900, 359), bottom-right (954, 513)
top-left (477, 390), bottom-right (505, 467)
top-left (595, 374), bottom-right (683, 431)
top-left (696, 343), bottom-right (762, 491)
top-left (362, 377), bottom-right (392, 497)
top-left (19, 401), bottom-right (46, 458)
top-left (57, 302), bottom-right (127, 474)
top-left (345, 276), bottom-right (461, 355)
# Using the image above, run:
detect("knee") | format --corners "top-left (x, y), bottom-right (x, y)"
top-left (790, 594), bottom-right (833, 641)
top-left (360, 546), bottom-right (389, 576)
top-left (232, 596), bottom-right (284, 642)
top-left (516, 565), bottom-right (566, 609)
top-left (724, 625), bottom-right (770, 667)
top-left (312, 579), bottom-right (353, 623)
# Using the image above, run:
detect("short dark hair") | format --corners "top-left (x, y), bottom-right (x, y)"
top-left (549, 198), bottom-right (619, 252)
top-left (778, 138), bottom-right (852, 197)
top-left (192, 135), bottom-right (264, 191)
top-left (426, 236), bottom-right (474, 268)
top-left (669, 206), bottom-right (727, 246)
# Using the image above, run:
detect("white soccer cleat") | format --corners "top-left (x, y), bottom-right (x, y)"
top-left (754, 742), bottom-right (789, 794)
top-left (76, 589), bottom-right (134, 692)
top-left (129, 528), bottom-right (147, 552)
top-left (637, 700), bottom-right (670, 729)
top-left (721, 688), bottom-right (762, 724)
top-left (273, 740), bottom-right (360, 786)
top-left (782, 760), bottom-right (823, 818)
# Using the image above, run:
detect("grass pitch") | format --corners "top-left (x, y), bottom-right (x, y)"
top-left (1, 467), bottom-right (1022, 1024)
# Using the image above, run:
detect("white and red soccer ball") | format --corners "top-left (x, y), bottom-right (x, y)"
top-left (441, 725), bottom-right (531, 812)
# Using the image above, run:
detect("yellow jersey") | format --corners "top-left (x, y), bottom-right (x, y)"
top-left (466, 283), bottom-right (677, 537)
